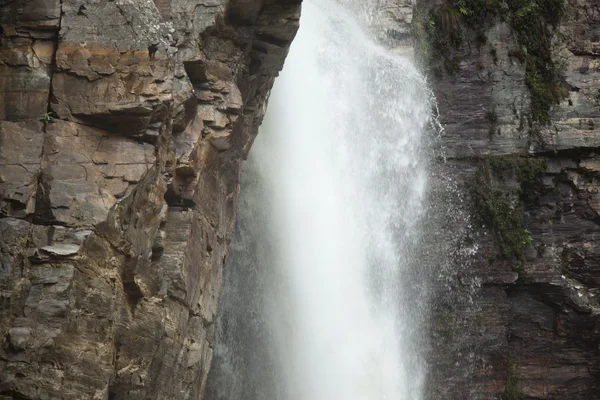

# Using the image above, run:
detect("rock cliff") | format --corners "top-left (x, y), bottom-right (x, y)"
top-left (0, 1), bottom-right (300, 399)
top-left (2, 0), bottom-right (599, 399)
top-left (411, 0), bottom-right (600, 398)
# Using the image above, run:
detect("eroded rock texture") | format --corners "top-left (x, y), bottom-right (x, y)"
top-left (412, 0), bottom-right (600, 399)
top-left (0, 1), bottom-right (300, 398)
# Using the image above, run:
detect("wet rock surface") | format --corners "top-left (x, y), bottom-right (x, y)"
top-left (3, 0), bottom-right (599, 399)
top-left (411, 0), bottom-right (600, 398)
top-left (0, 0), bottom-right (300, 398)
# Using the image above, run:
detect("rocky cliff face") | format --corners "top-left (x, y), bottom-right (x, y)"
top-left (0, 1), bottom-right (299, 398)
top-left (411, 0), bottom-right (600, 399)
top-left (2, 0), bottom-right (599, 399)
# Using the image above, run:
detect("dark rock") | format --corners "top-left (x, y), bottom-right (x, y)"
top-left (410, 0), bottom-right (600, 398)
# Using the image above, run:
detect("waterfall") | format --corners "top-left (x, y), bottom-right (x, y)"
top-left (207, 1), bottom-right (434, 399)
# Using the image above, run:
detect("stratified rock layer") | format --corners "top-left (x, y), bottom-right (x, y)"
top-left (412, 0), bottom-right (600, 399)
top-left (0, 1), bottom-right (300, 399)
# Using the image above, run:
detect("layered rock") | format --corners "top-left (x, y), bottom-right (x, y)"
top-left (3, 0), bottom-right (598, 399)
top-left (411, 0), bottom-right (600, 399)
top-left (0, 1), bottom-right (300, 399)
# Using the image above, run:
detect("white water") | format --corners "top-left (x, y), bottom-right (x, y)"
top-left (207, 1), bottom-right (434, 399)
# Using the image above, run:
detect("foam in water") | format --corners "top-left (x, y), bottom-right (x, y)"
top-left (207, 1), bottom-right (434, 399)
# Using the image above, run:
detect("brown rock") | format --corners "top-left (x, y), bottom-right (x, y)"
top-left (0, 0), bottom-right (301, 399)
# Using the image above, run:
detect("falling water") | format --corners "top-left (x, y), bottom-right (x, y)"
top-left (207, 1), bottom-right (434, 399)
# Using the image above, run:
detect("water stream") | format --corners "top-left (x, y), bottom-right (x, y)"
top-left (207, 1), bottom-right (434, 399)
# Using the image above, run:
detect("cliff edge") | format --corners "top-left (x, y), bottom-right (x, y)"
top-left (0, 1), bottom-right (300, 398)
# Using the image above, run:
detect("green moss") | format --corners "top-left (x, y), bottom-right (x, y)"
top-left (416, 0), bottom-right (568, 123)
top-left (501, 364), bottom-right (524, 400)
top-left (559, 247), bottom-right (585, 275)
top-left (487, 155), bottom-right (547, 184)
top-left (455, 0), bottom-right (499, 30)
top-left (414, 0), bottom-right (498, 76)
top-left (470, 156), bottom-right (546, 265)
top-left (508, 0), bottom-right (568, 123)
top-left (414, 8), bottom-right (464, 76)
top-left (559, 248), bottom-right (571, 274)
top-left (502, 0), bottom-right (568, 124)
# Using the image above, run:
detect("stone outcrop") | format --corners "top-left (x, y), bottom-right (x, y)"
top-left (0, 1), bottom-right (300, 399)
top-left (411, 0), bottom-right (600, 399)
top-left (3, 0), bottom-right (599, 399)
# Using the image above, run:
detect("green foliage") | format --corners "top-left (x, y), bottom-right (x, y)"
top-left (501, 364), bottom-right (524, 400)
top-left (454, 0), bottom-right (499, 30)
top-left (487, 155), bottom-right (547, 184)
top-left (414, 7), bottom-right (465, 76)
top-left (416, 0), bottom-right (568, 123)
top-left (414, 0), bottom-right (495, 76)
top-left (506, 0), bottom-right (569, 124)
top-left (470, 156), bottom-right (546, 265)
top-left (39, 112), bottom-right (55, 124)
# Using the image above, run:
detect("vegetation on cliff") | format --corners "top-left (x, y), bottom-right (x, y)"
top-left (414, 0), bottom-right (568, 124)
top-left (470, 155), bottom-right (546, 267)
top-left (501, 363), bottom-right (524, 400)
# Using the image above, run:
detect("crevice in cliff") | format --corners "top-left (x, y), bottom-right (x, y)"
top-left (31, 172), bottom-right (56, 226)
top-left (120, 256), bottom-right (145, 316)
top-left (0, 390), bottom-right (33, 400)
top-left (42, 0), bottom-right (62, 128)
top-left (164, 189), bottom-right (196, 209)
top-left (254, 32), bottom-right (290, 48)
top-left (537, 146), bottom-right (600, 159)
